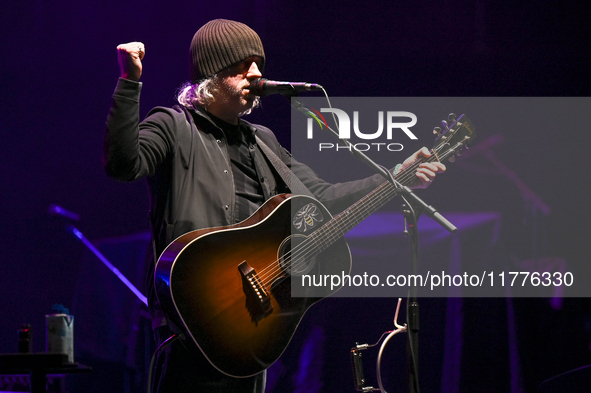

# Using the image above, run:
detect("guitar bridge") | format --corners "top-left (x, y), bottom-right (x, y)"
top-left (238, 261), bottom-right (273, 324)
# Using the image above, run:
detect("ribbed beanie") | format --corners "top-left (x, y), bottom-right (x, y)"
top-left (190, 19), bottom-right (265, 83)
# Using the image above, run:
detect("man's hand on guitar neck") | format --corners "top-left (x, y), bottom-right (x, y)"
top-left (400, 147), bottom-right (446, 189)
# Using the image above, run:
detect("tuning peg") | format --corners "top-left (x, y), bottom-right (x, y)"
top-left (448, 156), bottom-right (456, 163)
top-left (456, 150), bottom-right (463, 156)
top-left (441, 120), bottom-right (448, 130)
top-left (433, 126), bottom-right (442, 136)
top-left (447, 113), bottom-right (456, 123)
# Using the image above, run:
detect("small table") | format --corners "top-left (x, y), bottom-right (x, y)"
top-left (0, 353), bottom-right (91, 393)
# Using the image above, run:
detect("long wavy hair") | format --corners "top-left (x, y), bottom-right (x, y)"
top-left (177, 76), bottom-right (260, 116)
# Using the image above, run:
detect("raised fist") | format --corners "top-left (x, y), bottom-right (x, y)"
top-left (117, 42), bottom-right (145, 81)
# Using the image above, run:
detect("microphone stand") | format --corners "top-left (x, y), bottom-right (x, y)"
top-left (289, 97), bottom-right (457, 393)
top-left (402, 199), bottom-right (421, 393)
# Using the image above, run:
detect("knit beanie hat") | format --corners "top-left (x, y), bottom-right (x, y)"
top-left (190, 19), bottom-right (265, 83)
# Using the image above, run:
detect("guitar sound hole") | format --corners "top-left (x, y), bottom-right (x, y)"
top-left (278, 235), bottom-right (316, 277)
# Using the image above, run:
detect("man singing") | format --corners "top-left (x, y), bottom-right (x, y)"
top-left (104, 18), bottom-right (445, 393)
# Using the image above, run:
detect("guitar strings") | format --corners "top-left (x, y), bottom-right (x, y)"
top-left (255, 149), bottom-right (444, 289)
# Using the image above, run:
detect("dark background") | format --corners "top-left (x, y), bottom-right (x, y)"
top-left (1, 0), bottom-right (590, 392)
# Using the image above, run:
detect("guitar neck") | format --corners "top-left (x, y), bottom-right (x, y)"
top-left (308, 155), bottom-right (433, 253)
top-left (299, 114), bottom-right (474, 261)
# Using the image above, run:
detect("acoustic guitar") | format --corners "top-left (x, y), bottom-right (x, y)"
top-left (154, 114), bottom-right (475, 377)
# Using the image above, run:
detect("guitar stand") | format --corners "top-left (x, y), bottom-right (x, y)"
top-left (350, 198), bottom-right (428, 393)
top-left (351, 298), bottom-right (408, 393)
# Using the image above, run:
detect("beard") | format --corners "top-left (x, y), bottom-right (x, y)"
top-left (214, 75), bottom-right (261, 117)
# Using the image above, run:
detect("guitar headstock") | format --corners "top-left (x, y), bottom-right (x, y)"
top-left (431, 113), bottom-right (476, 163)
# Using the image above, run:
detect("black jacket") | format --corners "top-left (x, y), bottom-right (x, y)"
top-left (104, 78), bottom-right (386, 257)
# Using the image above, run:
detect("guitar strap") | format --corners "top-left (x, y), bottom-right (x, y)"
top-left (255, 135), bottom-right (315, 198)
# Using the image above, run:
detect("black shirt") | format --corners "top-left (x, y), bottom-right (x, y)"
top-left (209, 114), bottom-right (265, 223)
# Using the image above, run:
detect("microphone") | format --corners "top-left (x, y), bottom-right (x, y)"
top-left (248, 78), bottom-right (323, 97)
top-left (48, 204), bottom-right (80, 221)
